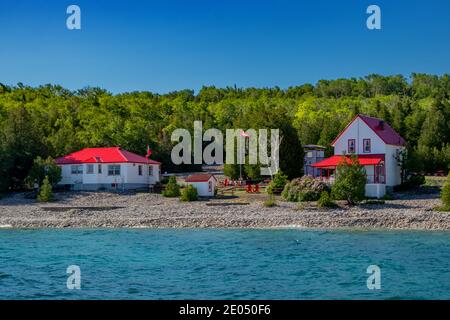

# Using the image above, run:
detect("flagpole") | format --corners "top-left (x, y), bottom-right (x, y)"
top-left (239, 145), bottom-right (242, 181)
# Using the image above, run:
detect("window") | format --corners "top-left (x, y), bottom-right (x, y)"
top-left (98, 164), bottom-right (102, 174)
top-left (148, 166), bottom-right (153, 176)
top-left (208, 181), bottom-right (212, 192)
top-left (71, 165), bottom-right (83, 175)
top-left (317, 151), bottom-right (324, 158)
top-left (138, 165), bottom-right (143, 176)
top-left (306, 151), bottom-right (313, 158)
top-left (348, 139), bottom-right (356, 153)
top-left (108, 165), bottom-right (121, 176)
top-left (363, 139), bottom-right (371, 153)
top-left (86, 164), bottom-right (94, 174)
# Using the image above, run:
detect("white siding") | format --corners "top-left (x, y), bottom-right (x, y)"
top-left (187, 178), bottom-right (216, 197)
top-left (384, 145), bottom-right (404, 186)
top-left (332, 117), bottom-right (404, 188)
top-left (58, 162), bottom-right (160, 188)
top-left (334, 117), bottom-right (385, 155)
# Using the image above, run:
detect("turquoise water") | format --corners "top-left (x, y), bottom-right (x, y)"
top-left (1, 228), bottom-right (450, 299)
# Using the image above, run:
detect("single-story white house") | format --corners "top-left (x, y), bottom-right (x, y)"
top-left (55, 147), bottom-right (161, 191)
top-left (185, 174), bottom-right (217, 197)
top-left (311, 114), bottom-right (406, 198)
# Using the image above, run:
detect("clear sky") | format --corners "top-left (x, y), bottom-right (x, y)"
top-left (0, 0), bottom-right (449, 93)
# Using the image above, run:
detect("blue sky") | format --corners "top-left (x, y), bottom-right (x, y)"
top-left (0, 0), bottom-right (449, 93)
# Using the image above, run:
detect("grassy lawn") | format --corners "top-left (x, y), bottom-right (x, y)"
top-left (424, 175), bottom-right (448, 187)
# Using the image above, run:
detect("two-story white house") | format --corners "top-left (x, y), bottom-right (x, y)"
top-left (311, 114), bottom-right (405, 198)
top-left (56, 147), bottom-right (161, 191)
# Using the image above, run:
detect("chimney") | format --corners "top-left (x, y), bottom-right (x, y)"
top-left (378, 120), bottom-right (384, 129)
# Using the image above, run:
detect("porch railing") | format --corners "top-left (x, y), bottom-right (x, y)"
top-left (318, 174), bottom-right (385, 184)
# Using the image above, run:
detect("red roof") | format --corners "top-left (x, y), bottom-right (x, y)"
top-left (312, 154), bottom-right (385, 168)
top-left (185, 174), bottom-right (216, 183)
top-left (55, 147), bottom-right (161, 165)
top-left (332, 114), bottom-right (405, 147)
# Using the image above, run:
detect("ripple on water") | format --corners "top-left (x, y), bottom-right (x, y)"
top-left (0, 228), bottom-right (449, 299)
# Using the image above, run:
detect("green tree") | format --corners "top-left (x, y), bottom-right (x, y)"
top-left (180, 185), bottom-right (198, 201)
top-left (267, 170), bottom-right (288, 194)
top-left (418, 104), bottom-right (447, 150)
top-left (441, 173), bottom-right (450, 210)
top-left (25, 156), bottom-right (62, 188)
top-left (37, 176), bottom-right (54, 202)
top-left (162, 176), bottom-right (181, 197)
top-left (224, 164), bottom-right (241, 180)
top-left (331, 156), bottom-right (367, 205)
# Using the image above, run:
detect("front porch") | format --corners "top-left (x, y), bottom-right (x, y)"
top-left (311, 154), bottom-right (387, 198)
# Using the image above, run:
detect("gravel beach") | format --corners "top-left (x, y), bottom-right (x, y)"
top-left (1, 189), bottom-right (449, 230)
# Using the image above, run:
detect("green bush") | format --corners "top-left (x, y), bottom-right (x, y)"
top-left (317, 191), bottom-right (337, 208)
top-left (403, 174), bottom-right (426, 188)
top-left (282, 176), bottom-right (330, 202)
top-left (37, 176), bottom-right (54, 202)
top-left (224, 164), bottom-right (241, 180)
top-left (180, 185), bottom-right (198, 201)
top-left (263, 194), bottom-right (277, 207)
top-left (267, 170), bottom-right (288, 194)
top-left (440, 173), bottom-right (450, 209)
top-left (162, 176), bottom-right (181, 197)
top-left (25, 156), bottom-right (62, 188)
top-left (331, 155), bottom-right (366, 205)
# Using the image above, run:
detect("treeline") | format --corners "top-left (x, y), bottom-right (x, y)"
top-left (0, 73), bottom-right (449, 192)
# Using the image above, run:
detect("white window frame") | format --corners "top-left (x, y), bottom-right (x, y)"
top-left (71, 165), bottom-right (83, 175)
top-left (86, 164), bottom-right (94, 174)
top-left (108, 165), bottom-right (121, 176)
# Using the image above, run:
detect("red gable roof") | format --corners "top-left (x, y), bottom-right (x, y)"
top-left (185, 174), bottom-right (216, 183)
top-left (331, 114), bottom-right (405, 147)
top-left (55, 147), bottom-right (161, 165)
top-left (312, 154), bottom-right (385, 168)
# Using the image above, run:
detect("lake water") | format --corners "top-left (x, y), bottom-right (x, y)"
top-left (1, 228), bottom-right (449, 299)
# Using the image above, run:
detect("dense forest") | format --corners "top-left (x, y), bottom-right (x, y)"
top-left (1, 73), bottom-right (449, 192)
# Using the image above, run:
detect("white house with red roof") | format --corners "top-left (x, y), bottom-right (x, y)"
top-left (311, 114), bottom-right (406, 198)
top-left (56, 147), bottom-right (161, 191)
top-left (185, 174), bottom-right (217, 197)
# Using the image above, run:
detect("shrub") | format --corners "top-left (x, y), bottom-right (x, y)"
top-left (267, 170), bottom-right (288, 194)
top-left (263, 194), bottom-right (277, 207)
top-left (224, 164), bottom-right (241, 180)
top-left (282, 176), bottom-right (330, 202)
top-left (331, 155), bottom-right (366, 205)
top-left (37, 176), bottom-right (54, 202)
top-left (382, 193), bottom-right (394, 200)
top-left (162, 176), bottom-right (181, 197)
top-left (25, 156), bottom-right (62, 188)
top-left (180, 185), bottom-right (198, 201)
top-left (440, 173), bottom-right (450, 210)
top-left (402, 173), bottom-right (425, 189)
top-left (317, 191), bottom-right (337, 208)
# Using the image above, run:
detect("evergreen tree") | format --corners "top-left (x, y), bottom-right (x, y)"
top-left (37, 176), bottom-right (54, 202)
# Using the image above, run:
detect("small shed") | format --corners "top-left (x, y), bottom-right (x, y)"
top-left (185, 174), bottom-right (217, 197)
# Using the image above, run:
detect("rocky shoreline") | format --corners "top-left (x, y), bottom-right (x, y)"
top-left (0, 190), bottom-right (449, 230)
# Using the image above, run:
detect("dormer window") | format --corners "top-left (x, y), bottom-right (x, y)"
top-left (363, 139), bottom-right (371, 153)
top-left (348, 139), bottom-right (356, 153)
